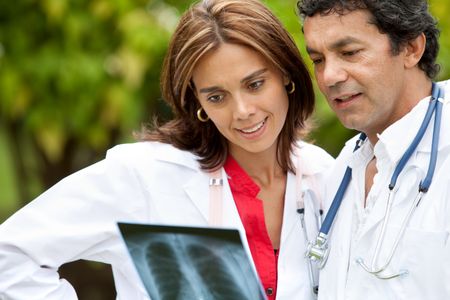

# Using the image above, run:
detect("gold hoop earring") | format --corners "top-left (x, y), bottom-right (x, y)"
top-left (287, 81), bottom-right (295, 94)
top-left (197, 107), bottom-right (209, 122)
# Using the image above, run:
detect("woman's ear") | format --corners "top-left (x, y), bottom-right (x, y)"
top-left (404, 32), bottom-right (426, 69)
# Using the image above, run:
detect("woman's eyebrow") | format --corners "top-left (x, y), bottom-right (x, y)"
top-left (241, 68), bottom-right (268, 83)
top-left (198, 68), bottom-right (268, 94)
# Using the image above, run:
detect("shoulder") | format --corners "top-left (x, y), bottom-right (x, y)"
top-left (105, 141), bottom-right (200, 171)
top-left (437, 79), bottom-right (450, 93)
top-left (295, 140), bottom-right (335, 175)
top-left (434, 79), bottom-right (450, 150)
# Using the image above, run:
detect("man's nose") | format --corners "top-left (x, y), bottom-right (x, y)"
top-left (322, 59), bottom-right (348, 88)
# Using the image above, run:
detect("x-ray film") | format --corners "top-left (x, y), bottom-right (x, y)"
top-left (118, 222), bottom-right (266, 300)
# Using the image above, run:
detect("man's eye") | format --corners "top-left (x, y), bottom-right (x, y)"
top-left (207, 94), bottom-right (224, 103)
top-left (248, 80), bottom-right (264, 91)
top-left (343, 50), bottom-right (360, 56)
top-left (311, 58), bottom-right (323, 65)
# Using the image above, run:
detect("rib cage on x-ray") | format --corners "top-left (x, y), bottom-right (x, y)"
top-left (126, 231), bottom-right (263, 300)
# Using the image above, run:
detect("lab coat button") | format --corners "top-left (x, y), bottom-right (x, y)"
top-left (266, 287), bottom-right (274, 296)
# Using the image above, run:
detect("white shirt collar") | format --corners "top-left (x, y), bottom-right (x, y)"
top-left (375, 97), bottom-right (432, 164)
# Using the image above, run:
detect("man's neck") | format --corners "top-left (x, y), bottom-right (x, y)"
top-left (366, 73), bottom-right (433, 146)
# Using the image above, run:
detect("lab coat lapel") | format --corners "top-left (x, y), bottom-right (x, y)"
top-left (183, 170), bottom-right (211, 223)
top-left (280, 172), bottom-right (298, 245)
top-left (183, 168), bottom-right (244, 231)
top-left (220, 169), bottom-right (246, 230)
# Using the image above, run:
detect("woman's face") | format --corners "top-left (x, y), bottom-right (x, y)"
top-left (192, 43), bottom-right (290, 158)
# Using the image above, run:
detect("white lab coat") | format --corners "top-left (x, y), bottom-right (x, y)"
top-left (0, 140), bottom-right (333, 300)
top-left (319, 80), bottom-right (450, 300)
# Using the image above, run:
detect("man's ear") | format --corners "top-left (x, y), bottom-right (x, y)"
top-left (404, 32), bottom-right (426, 69)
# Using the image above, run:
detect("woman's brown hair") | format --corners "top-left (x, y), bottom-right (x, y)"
top-left (139, 0), bottom-right (315, 172)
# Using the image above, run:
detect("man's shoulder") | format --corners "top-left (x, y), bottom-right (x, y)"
top-left (436, 79), bottom-right (450, 150)
top-left (437, 79), bottom-right (450, 92)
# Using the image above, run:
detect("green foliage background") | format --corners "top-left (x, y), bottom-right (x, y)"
top-left (0, 0), bottom-right (449, 298)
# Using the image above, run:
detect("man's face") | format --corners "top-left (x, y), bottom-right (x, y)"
top-left (303, 9), bottom-right (411, 141)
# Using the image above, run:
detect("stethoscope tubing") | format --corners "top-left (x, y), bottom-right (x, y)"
top-left (308, 82), bottom-right (444, 274)
top-left (319, 133), bottom-right (366, 236)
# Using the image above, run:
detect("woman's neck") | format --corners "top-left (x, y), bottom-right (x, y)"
top-left (229, 145), bottom-right (284, 188)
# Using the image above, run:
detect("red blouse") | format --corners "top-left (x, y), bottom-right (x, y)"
top-left (223, 156), bottom-right (278, 299)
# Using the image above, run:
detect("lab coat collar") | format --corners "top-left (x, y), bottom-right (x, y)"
top-left (152, 142), bottom-right (201, 171)
top-left (347, 137), bottom-right (374, 170)
top-left (295, 141), bottom-right (332, 175)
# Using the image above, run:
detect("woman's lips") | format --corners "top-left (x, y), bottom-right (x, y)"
top-left (236, 117), bottom-right (268, 139)
top-left (239, 118), bottom-right (266, 133)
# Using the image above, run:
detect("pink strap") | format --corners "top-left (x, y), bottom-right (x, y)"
top-left (208, 169), bottom-right (223, 226)
top-left (296, 155), bottom-right (305, 210)
top-left (296, 149), bottom-right (323, 214)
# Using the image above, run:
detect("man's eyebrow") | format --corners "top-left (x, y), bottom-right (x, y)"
top-left (329, 37), bottom-right (361, 50)
top-left (198, 68), bottom-right (268, 94)
top-left (306, 37), bottom-right (361, 55)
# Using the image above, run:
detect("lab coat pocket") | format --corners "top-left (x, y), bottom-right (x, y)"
top-left (389, 227), bottom-right (450, 299)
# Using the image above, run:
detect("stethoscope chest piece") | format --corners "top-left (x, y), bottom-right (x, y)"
top-left (306, 232), bottom-right (330, 269)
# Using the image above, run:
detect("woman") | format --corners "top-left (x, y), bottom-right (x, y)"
top-left (0, 0), bottom-right (333, 299)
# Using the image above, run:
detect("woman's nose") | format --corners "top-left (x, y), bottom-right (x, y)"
top-left (232, 94), bottom-right (256, 120)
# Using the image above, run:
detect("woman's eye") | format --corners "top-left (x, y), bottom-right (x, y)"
top-left (207, 94), bottom-right (224, 103)
top-left (248, 80), bottom-right (264, 91)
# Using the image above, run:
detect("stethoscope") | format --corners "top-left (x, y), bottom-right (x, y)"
top-left (305, 82), bottom-right (445, 280)
top-left (295, 157), bottom-right (324, 298)
top-left (297, 192), bottom-right (322, 298)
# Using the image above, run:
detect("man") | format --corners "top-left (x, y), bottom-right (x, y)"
top-left (297, 0), bottom-right (450, 299)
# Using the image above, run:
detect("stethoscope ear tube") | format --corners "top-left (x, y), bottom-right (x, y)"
top-left (420, 86), bottom-right (444, 192)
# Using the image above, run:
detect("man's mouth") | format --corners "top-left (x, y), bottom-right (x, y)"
top-left (335, 93), bottom-right (362, 103)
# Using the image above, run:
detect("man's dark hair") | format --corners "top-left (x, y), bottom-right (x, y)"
top-left (297, 0), bottom-right (440, 78)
